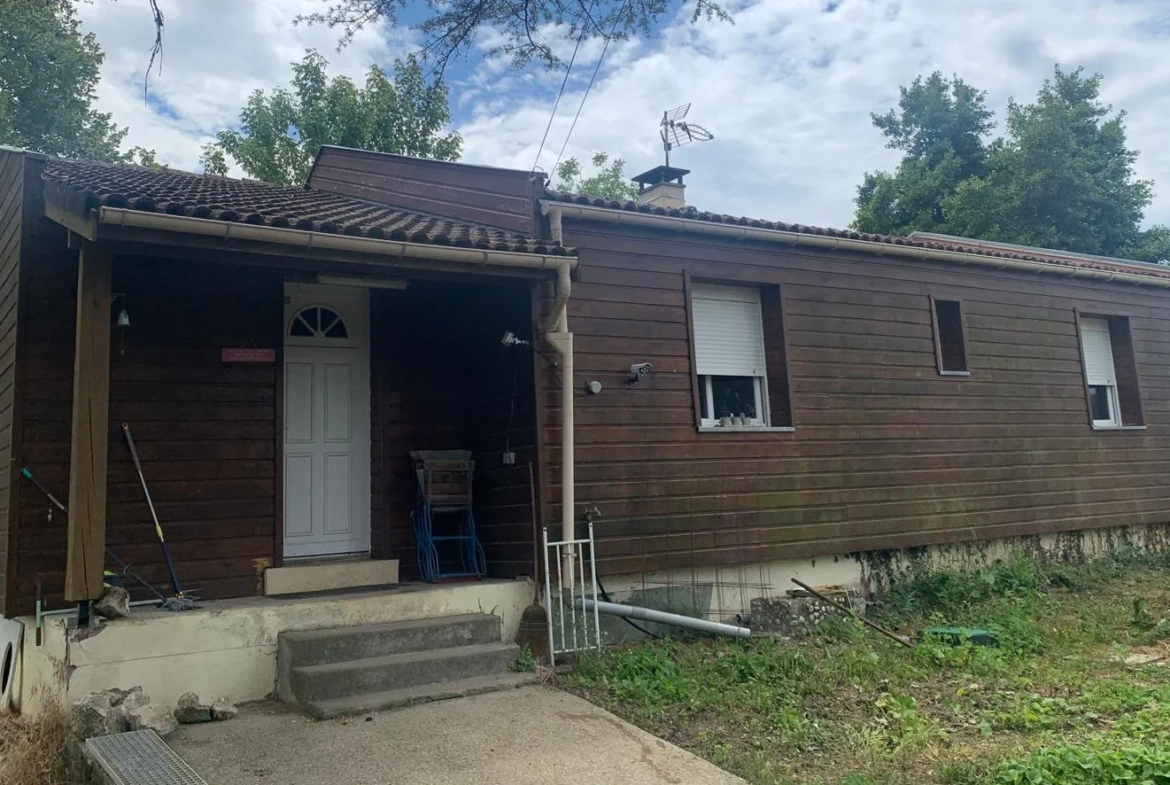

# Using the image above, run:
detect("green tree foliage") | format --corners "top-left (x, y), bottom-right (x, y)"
top-left (0, 0), bottom-right (128, 160)
top-left (198, 143), bottom-right (228, 176)
top-left (209, 50), bottom-right (461, 186)
top-left (553, 153), bottom-right (637, 201)
top-left (297, 0), bottom-right (730, 72)
top-left (126, 146), bottom-right (164, 169)
top-left (855, 67), bottom-right (1168, 263)
top-left (854, 73), bottom-right (993, 237)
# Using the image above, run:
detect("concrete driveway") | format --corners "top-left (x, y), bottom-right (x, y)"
top-left (170, 686), bottom-right (746, 785)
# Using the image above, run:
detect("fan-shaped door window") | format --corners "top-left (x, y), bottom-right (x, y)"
top-left (289, 306), bottom-right (348, 339)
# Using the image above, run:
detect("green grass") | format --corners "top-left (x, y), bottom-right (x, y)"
top-left (564, 550), bottom-right (1170, 784)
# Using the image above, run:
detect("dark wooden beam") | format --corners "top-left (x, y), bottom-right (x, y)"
top-left (64, 242), bottom-right (112, 602)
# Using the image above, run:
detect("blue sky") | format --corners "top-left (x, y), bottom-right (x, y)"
top-left (78, 0), bottom-right (1170, 230)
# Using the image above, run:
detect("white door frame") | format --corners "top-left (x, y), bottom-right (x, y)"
top-left (282, 282), bottom-right (372, 559)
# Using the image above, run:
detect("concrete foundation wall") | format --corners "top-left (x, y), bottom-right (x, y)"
top-left (601, 522), bottom-right (1170, 623)
top-left (13, 579), bottom-right (532, 718)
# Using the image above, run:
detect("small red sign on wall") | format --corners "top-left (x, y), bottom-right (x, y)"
top-left (221, 347), bottom-right (276, 363)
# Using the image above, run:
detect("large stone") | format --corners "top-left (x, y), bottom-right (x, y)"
top-left (210, 697), bottom-right (238, 721)
top-left (174, 691), bottom-right (212, 724)
top-left (120, 686), bottom-right (149, 711)
top-left (128, 704), bottom-right (179, 738)
top-left (93, 584), bottom-right (131, 620)
top-left (72, 692), bottom-right (127, 739)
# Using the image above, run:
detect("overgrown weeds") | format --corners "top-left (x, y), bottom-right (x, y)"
top-left (565, 549), bottom-right (1170, 784)
top-left (0, 706), bottom-right (91, 785)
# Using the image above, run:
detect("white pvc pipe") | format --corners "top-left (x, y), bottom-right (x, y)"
top-left (543, 264), bottom-right (574, 582)
top-left (576, 598), bottom-right (752, 639)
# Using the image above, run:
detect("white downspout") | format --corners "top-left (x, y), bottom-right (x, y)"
top-left (543, 258), bottom-right (575, 583)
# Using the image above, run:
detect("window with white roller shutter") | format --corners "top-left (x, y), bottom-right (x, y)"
top-left (691, 283), bottom-right (770, 427)
top-left (1079, 316), bottom-right (1120, 427)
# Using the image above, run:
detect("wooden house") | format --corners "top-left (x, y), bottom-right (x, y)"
top-left (2, 145), bottom-right (1169, 714)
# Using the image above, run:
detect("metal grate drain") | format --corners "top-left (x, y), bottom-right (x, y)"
top-left (86, 730), bottom-right (208, 785)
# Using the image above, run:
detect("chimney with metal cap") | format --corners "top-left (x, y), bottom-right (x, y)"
top-left (632, 165), bottom-right (689, 210)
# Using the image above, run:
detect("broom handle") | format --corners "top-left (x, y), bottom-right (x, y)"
top-left (122, 423), bottom-right (184, 596)
top-left (791, 578), bottom-right (913, 649)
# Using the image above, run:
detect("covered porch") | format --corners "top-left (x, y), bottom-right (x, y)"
top-left (4, 154), bottom-right (577, 713)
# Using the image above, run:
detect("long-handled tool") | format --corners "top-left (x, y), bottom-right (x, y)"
top-left (122, 423), bottom-right (198, 610)
top-left (791, 578), bottom-right (914, 649)
top-left (21, 465), bottom-right (192, 611)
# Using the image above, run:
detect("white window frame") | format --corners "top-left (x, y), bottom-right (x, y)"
top-left (691, 283), bottom-right (770, 428)
top-left (1079, 316), bottom-right (1121, 428)
top-left (699, 375), bottom-right (768, 427)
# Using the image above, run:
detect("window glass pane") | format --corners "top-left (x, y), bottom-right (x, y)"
top-left (1088, 385), bottom-right (1113, 422)
top-left (934, 299), bottom-right (967, 372)
top-left (325, 320), bottom-right (348, 338)
top-left (290, 316), bottom-right (313, 336)
top-left (698, 376), bottom-right (709, 420)
top-left (710, 376), bottom-right (758, 420)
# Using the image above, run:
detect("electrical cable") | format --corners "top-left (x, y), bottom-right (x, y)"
top-left (530, 13), bottom-right (592, 175)
top-left (595, 573), bottom-right (661, 638)
top-left (552, 7), bottom-right (626, 174)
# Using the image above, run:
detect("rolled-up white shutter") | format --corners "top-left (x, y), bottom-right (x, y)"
top-left (1080, 317), bottom-right (1116, 386)
top-left (692, 284), bottom-right (766, 377)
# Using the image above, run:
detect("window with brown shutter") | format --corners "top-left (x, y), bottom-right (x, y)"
top-left (1077, 313), bottom-right (1144, 428)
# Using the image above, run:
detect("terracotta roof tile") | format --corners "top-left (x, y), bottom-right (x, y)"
top-left (544, 191), bottom-right (1170, 281)
top-left (43, 159), bottom-right (572, 256)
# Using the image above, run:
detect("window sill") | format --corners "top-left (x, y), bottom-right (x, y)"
top-left (1091, 424), bottom-right (1147, 431)
top-left (938, 370), bottom-right (971, 377)
top-left (699, 426), bottom-right (795, 434)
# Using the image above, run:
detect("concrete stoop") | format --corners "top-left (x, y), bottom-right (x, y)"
top-left (277, 613), bottom-right (535, 718)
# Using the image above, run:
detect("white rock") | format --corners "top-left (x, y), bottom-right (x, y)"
top-left (128, 704), bottom-right (178, 737)
top-left (210, 697), bottom-right (238, 721)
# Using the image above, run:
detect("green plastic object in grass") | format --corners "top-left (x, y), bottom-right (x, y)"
top-left (918, 627), bottom-right (1000, 647)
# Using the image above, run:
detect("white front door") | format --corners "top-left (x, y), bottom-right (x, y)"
top-left (283, 284), bottom-right (371, 559)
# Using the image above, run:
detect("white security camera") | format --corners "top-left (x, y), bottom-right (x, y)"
top-left (628, 363), bottom-right (652, 384)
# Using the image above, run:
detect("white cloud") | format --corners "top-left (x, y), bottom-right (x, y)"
top-left (82, 0), bottom-right (1170, 230)
top-left (76, 0), bottom-right (408, 172)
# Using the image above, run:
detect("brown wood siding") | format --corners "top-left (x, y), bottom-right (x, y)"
top-left (0, 151), bottom-right (25, 615)
top-left (547, 222), bottom-right (1170, 575)
top-left (13, 233), bottom-right (281, 613)
top-left (309, 148), bottom-right (538, 235)
top-left (370, 280), bottom-right (538, 581)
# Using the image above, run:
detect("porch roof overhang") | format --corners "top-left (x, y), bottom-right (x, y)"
top-left (88, 206), bottom-right (578, 274)
top-left (38, 154), bottom-right (577, 279)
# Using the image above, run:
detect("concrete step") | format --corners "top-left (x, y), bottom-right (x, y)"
top-left (288, 642), bottom-right (520, 704)
top-left (278, 614), bottom-right (502, 669)
top-left (305, 672), bottom-right (539, 719)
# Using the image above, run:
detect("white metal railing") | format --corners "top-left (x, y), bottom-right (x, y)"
top-left (542, 522), bottom-right (602, 666)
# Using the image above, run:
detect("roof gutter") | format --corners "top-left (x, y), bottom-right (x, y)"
top-left (542, 201), bottom-right (1170, 289)
top-left (99, 206), bottom-right (578, 272)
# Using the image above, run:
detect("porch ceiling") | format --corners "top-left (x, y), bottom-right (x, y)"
top-left (41, 158), bottom-right (573, 256)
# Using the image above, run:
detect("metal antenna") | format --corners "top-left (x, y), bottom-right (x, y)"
top-left (660, 104), bottom-right (714, 166)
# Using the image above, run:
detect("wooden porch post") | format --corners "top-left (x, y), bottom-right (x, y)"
top-left (64, 241), bottom-right (112, 602)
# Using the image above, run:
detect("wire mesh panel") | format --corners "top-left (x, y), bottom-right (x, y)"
top-left (543, 522), bottom-right (602, 666)
top-left (86, 730), bottom-right (208, 785)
